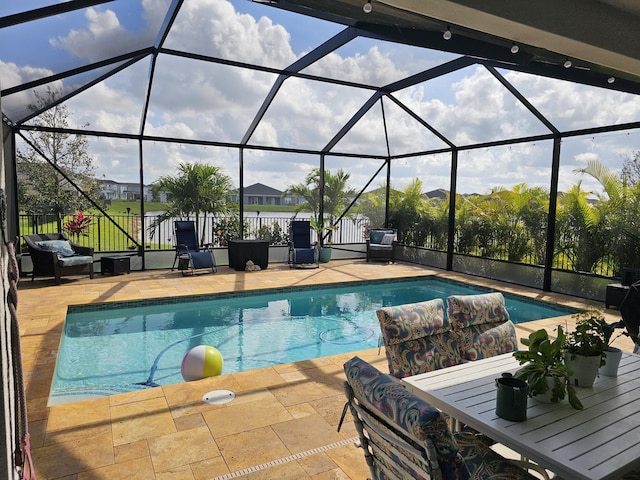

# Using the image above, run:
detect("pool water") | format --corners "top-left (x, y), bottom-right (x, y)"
top-left (49, 277), bottom-right (576, 405)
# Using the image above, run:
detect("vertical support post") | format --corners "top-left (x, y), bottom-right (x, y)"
top-left (544, 136), bottom-right (562, 291)
top-left (446, 149), bottom-right (458, 271)
top-left (384, 158), bottom-right (391, 228)
top-left (319, 154), bottom-right (325, 245)
top-left (138, 138), bottom-right (145, 268)
top-left (239, 148), bottom-right (244, 239)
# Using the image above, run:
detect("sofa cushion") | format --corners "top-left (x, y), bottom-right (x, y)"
top-left (58, 255), bottom-right (93, 267)
top-left (376, 299), bottom-right (461, 377)
top-left (36, 239), bottom-right (76, 257)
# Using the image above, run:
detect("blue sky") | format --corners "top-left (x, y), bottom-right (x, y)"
top-left (2, 0), bottom-right (640, 195)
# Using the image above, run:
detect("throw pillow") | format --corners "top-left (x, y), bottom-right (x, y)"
top-left (36, 239), bottom-right (76, 257)
top-left (380, 233), bottom-right (395, 245)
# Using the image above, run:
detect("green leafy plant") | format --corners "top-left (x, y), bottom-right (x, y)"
top-left (309, 217), bottom-right (336, 247)
top-left (513, 326), bottom-right (583, 410)
top-left (565, 310), bottom-right (608, 364)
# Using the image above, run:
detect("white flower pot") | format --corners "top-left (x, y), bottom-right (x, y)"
top-left (565, 353), bottom-right (601, 387)
top-left (599, 347), bottom-right (622, 377)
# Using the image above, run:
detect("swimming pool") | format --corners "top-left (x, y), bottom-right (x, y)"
top-left (49, 277), bottom-right (576, 405)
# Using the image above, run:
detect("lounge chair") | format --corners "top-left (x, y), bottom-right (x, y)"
top-left (288, 220), bottom-right (318, 268)
top-left (366, 228), bottom-right (397, 262)
top-left (23, 233), bottom-right (94, 284)
top-left (172, 221), bottom-right (216, 275)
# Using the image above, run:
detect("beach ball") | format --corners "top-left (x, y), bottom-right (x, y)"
top-left (181, 345), bottom-right (224, 381)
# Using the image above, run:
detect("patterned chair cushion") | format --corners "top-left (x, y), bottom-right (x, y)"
top-left (376, 299), bottom-right (462, 378)
top-left (455, 320), bottom-right (518, 362)
top-left (446, 292), bottom-right (510, 329)
top-left (454, 431), bottom-right (539, 479)
top-left (344, 356), bottom-right (470, 480)
top-left (447, 292), bottom-right (518, 362)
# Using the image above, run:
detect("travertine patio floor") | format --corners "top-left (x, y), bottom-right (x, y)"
top-left (17, 260), bottom-right (630, 479)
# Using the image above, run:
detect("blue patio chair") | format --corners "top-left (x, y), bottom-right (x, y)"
top-left (172, 221), bottom-right (216, 275)
top-left (288, 220), bottom-right (318, 268)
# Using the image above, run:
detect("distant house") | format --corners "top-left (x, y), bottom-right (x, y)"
top-left (98, 180), bottom-right (159, 202)
top-left (228, 183), bottom-right (304, 206)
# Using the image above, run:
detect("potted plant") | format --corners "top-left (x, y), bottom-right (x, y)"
top-left (310, 217), bottom-right (336, 263)
top-left (513, 326), bottom-right (583, 410)
top-left (593, 312), bottom-right (625, 377)
top-left (564, 310), bottom-right (608, 387)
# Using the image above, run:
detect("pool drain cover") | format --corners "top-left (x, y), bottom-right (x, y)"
top-left (202, 389), bottom-right (235, 405)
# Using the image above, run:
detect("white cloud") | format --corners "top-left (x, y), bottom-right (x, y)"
top-left (6, 0), bottom-right (640, 197)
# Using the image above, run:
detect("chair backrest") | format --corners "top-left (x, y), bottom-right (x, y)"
top-left (369, 229), bottom-right (396, 245)
top-left (376, 298), bottom-right (462, 378)
top-left (290, 220), bottom-right (312, 249)
top-left (343, 356), bottom-right (470, 480)
top-left (23, 232), bottom-right (68, 247)
top-left (174, 221), bottom-right (199, 253)
top-left (446, 292), bottom-right (517, 362)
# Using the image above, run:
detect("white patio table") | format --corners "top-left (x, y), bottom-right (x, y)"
top-left (403, 352), bottom-right (640, 480)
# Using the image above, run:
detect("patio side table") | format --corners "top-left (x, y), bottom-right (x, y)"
top-left (101, 255), bottom-right (131, 275)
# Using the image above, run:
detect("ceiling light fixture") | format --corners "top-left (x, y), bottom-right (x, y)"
top-left (443, 27), bottom-right (452, 40)
top-left (563, 59), bottom-right (572, 68)
top-left (363, 1), bottom-right (372, 13)
top-left (608, 76), bottom-right (616, 84)
top-left (510, 43), bottom-right (519, 54)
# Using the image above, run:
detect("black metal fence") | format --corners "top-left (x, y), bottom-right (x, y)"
top-left (18, 213), bottom-right (616, 276)
top-left (18, 213), bottom-right (370, 252)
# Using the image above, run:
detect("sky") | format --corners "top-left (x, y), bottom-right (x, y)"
top-left (2, 0), bottom-right (640, 196)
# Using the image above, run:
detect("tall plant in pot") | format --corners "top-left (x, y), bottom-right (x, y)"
top-left (310, 217), bottom-right (336, 263)
top-left (564, 310), bottom-right (607, 387)
top-left (513, 326), bottom-right (582, 410)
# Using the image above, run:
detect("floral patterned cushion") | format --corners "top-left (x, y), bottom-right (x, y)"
top-left (446, 293), bottom-right (517, 362)
top-left (376, 299), bottom-right (462, 378)
top-left (446, 292), bottom-right (510, 329)
top-left (344, 356), bottom-right (471, 480)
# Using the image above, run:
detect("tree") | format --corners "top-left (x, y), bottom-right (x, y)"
top-left (283, 168), bottom-right (357, 243)
top-left (148, 163), bottom-right (236, 244)
top-left (17, 87), bottom-right (104, 230)
top-left (388, 178), bottom-right (428, 245)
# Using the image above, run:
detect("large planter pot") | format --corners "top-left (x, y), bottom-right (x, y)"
top-left (565, 353), bottom-right (601, 387)
top-left (599, 347), bottom-right (623, 377)
top-left (318, 247), bottom-right (332, 263)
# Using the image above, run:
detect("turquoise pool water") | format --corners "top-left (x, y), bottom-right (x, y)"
top-left (49, 277), bottom-right (576, 405)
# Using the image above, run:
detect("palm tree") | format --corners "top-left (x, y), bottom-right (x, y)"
top-left (283, 168), bottom-right (357, 244)
top-left (148, 163), bottom-right (235, 244)
top-left (388, 178), bottom-right (428, 245)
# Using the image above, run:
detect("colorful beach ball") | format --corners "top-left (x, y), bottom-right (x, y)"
top-left (181, 345), bottom-right (224, 381)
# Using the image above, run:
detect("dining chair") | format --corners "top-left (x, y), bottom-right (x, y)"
top-left (341, 356), bottom-right (544, 480)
